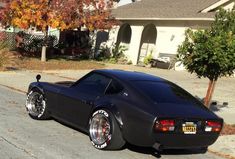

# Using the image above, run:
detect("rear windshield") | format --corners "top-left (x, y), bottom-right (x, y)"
top-left (132, 81), bottom-right (200, 104)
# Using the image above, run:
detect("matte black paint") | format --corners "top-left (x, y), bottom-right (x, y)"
top-left (27, 70), bottom-right (223, 149)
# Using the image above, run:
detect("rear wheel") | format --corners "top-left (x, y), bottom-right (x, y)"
top-left (89, 109), bottom-right (125, 150)
top-left (25, 89), bottom-right (50, 120)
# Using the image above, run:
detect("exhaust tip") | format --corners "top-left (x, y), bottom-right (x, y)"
top-left (153, 143), bottom-right (163, 151)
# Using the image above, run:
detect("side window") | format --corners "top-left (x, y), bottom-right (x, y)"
top-left (105, 80), bottom-right (124, 95)
top-left (75, 73), bottom-right (111, 95)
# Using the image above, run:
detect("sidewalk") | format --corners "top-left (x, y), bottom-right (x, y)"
top-left (0, 66), bottom-right (235, 158)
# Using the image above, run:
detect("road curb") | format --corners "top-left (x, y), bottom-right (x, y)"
top-left (0, 84), bottom-right (26, 94)
top-left (31, 70), bottom-right (77, 80)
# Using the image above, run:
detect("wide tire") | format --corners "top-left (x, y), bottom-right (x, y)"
top-left (25, 89), bottom-right (50, 120)
top-left (89, 109), bottom-right (125, 150)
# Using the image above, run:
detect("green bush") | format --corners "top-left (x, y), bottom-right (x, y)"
top-left (111, 44), bottom-right (127, 60)
top-left (16, 31), bottom-right (57, 55)
top-left (143, 53), bottom-right (153, 65)
top-left (177, 8), bottom-right (235, 107)
top-left (96, 43), bottom-right (128, 64)
top-left (95, 45), bottom-right (111, 61)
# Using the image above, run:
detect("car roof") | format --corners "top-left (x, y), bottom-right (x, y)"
top-left (93, 69), bottom-right (165, 82)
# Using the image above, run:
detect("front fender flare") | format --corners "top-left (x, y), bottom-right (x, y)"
top-left (28, 83), bottom-right (45, 95)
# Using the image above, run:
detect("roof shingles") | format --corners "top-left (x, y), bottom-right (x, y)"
top-left (113, 0), bottom-right (220, 19)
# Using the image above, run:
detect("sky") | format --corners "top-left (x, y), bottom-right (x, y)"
top-left (118, 0), bottom-right (132, 6)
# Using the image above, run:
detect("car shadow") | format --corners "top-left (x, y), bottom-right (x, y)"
top-left (124, 144), bottom-right (162, 158)
top-left (52, 118), bottom-right (89, 135)
top-left (51, 117), bottom-right (209, 159)
top-left (125, 143), bottom-right (206, 158)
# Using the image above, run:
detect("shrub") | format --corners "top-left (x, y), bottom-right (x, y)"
top-left (111, 44), bottom-right (127, 60)
top-left (95, 45), bottom-right (112, 61)
top-left (95, 43), bottom-right (128, 64)
top-left (16, 31), bottom-right (57, 56)
top-left (177, 8), bottom-right (235, 107)
top-left (143, 53), bottom-right (153, 65)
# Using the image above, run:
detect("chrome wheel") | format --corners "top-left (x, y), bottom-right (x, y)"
top-left (26, 91), bottom-right (46, 118)
top-left (89, 113), bottom-right (111, 145)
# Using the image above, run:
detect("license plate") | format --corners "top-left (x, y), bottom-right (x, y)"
top-left (182, 122), bottom-right (197, 134)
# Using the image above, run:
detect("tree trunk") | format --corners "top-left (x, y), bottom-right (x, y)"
top-left (204, 79), bottom-right (217, 108)
top-left (41, 46), bottom-right (47, 62)
top-left (41, 29), bottom-right (49, 62)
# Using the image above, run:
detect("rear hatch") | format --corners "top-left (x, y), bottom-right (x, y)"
top-left (131, 80), bottom-right (223, 134)
top-left (154, 103), bottom-right (222, 135)
top-left (154, 102), bottom-right (217, 119)
top-left (131, 80), bottom-right (219, 119)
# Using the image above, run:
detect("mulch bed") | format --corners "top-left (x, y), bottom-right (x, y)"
top-left (221, 124), bottom-right (235, 135)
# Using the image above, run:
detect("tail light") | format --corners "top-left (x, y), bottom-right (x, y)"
top-left (155, 119), bottom-right (175, 132)
top-left (205, 121), bottom-right (222, 132)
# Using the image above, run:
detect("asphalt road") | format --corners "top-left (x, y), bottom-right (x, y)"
top-left (0, 85), bottom-right (225, 159)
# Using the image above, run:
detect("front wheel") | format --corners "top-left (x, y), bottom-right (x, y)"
top-left (25, 89), bottom-right (50, 120)
top-left (89, 109), bottom-right (125, 150)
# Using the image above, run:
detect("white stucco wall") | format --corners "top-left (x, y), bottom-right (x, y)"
top-left (109, 25), bottom-right (144, 64)
top-left (155, 26), bottom-right (187, 58)
top-left (127, 26), bottom-right (143, 64)
top-left (106, 26), bottom-right (120, 48)
top-left (110, 20), bottom-right (212, 65)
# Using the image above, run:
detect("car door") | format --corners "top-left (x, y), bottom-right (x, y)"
top-left (56, 73), bottom-right (111, 129)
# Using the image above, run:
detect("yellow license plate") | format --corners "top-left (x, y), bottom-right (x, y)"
top-left (182, 123), bottom-right (197, 134)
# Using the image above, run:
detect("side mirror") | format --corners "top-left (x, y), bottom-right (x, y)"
top-left (36, 74), bottom-right (41, 82)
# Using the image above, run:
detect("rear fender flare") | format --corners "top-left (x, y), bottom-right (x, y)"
top-left (91, 104), bottom-right (123, 129)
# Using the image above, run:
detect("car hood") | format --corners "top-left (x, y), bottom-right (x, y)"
top-left (153, 103), bottom-right (219, 119)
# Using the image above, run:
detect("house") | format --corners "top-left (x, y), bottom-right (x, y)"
top-left (109, 0), bottom-right (235, 65)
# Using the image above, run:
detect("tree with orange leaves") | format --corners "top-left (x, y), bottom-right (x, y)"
top-left (0, 0), bottom-right (116, 61)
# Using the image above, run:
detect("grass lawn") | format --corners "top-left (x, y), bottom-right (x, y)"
top-left (17, 57), bottom-right (105, 70)
top-left (1, 54), bottom-right (105, 71)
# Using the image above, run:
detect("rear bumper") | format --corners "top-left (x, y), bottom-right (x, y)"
top-left (153, 133), bottom-right (219, 149)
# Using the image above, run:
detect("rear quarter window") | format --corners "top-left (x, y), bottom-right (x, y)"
top-left (105, 80), bottom-right (124, 95)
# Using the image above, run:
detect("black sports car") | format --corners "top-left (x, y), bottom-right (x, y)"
top-left (25, 69), bottom-right (223, 151)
